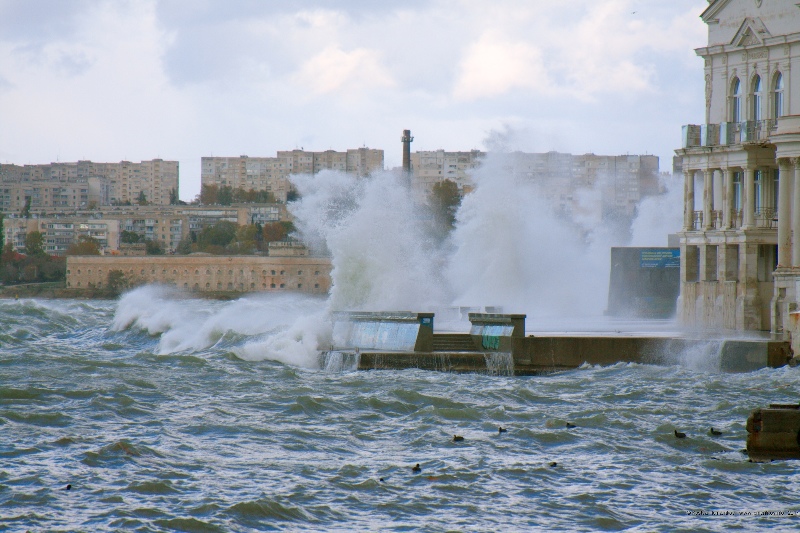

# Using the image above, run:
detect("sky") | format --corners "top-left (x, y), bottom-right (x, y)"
top-left (0, 0), bottom-right (709, 201)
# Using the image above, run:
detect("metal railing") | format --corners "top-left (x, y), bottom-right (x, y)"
top-left (755, 208), bottom-right (778, 229)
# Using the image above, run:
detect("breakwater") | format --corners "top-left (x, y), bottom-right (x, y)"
top-left (325, 312), bottom-right (793, 375)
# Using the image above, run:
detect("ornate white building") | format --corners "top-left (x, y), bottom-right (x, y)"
top-left (676, 0), bottom-right (800, 339)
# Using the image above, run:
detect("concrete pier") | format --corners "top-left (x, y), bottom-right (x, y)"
top-left (326, 312), bottom-right (793, 375)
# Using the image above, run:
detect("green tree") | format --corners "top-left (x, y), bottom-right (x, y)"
top-left (144, 239), bottom-right (164, 255)
top-left (262, 221), bottom-right (288, 243)
top-left (429, 179), bottom-right (462, 233)
top-left (21, 197), bottom-right (32, 219)
top-left (24, 231), bottom-right (45, 257)
top-left (136, 191), bottom-right (148, 206)
top-left (200, 184), bottom-right (219, 205)
top-left (66, 235), bottom-right (101, 256)
top-left (120, 230), bottom-right (141, 244)
top-left (169, 188), bottom-right (179, 205)
top-left (175, 238), bottom-right (193, 255)
top-left (218, 185), bottom-right (233, 206)
top-left (108, 270), bottom-right (128, 294)
top-left (0, 212), bottom-right (4, 265)
top-left (2, 242), bottom-right (15, 264)
top-left (233, 224), bottom-right (259, 254)
top-left (197, 221), bottom-right (238, 250)
top-left (286, 188), bottom-right (300, 202)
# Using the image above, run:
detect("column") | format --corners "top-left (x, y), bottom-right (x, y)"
top-left (684, 170), bottom-right (695, 230)
top-left (722, 168), bottom-right (733, 228)
top-left (703, 169), bottom-right (713, 230)
top-left (793, 158), bottom-right (800, 266)
top-left (743, 166), bottom-right (755, 229)
top-left (778, 159), bottom-right (792, 267)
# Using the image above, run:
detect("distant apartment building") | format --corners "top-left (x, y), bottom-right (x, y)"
top-left (2, 203), bottom-right (290, 255)
top-left (201, 148), bottom-right (384, 203)
top-left (410, 150), bottom-right (484, 198)
top-left (3, 216), bottom-right (121, 256)
top-left (411, 149), bottom-right (660, 224)
top-left (0, 159), bottom-right (179, 208)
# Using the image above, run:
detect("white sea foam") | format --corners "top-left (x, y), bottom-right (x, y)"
top-left (113, 285), bottom-right (328, 365)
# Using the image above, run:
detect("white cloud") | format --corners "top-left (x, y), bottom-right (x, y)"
top-left (453, 32), bottom-right (549, 101)
top-left (292, 46), bottom-right (394, 96)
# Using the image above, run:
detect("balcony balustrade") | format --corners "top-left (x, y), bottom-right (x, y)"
top-left (690, 209), bottom-right (776, 230)
top-left (682, 119), bottom-right (777, 148)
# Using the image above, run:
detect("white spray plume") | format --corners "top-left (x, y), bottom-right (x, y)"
top-left (629, 173), bottom-right (683, 247)
top-left (290, 169), bottom-right (448, 312)
top-left (445, 152), bottom-right (618, 317)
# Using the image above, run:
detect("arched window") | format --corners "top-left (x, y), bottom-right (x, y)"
top-left (752, 75), bottom-right (762, 121)
top-left (774, 73), bottom-right (784, 119)
top-left (731, 78), bottom-right (742, 122)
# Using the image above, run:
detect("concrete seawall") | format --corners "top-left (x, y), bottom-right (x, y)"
top-left (328, 312), bottom-right (793, 375)
top-left (356, 336), bottom-right (791, 375)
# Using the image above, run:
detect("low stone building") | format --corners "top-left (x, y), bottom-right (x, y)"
top-left (66, 255), bottom-right (332, 295)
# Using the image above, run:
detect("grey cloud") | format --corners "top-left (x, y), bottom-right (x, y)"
top-left (156, 0), bottom-right (460, 90)
top-left (54, 50), bottom-right (95, 77)
top-left (0, 0), bottom-right (94, 43)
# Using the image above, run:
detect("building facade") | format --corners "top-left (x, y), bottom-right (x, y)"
top-left (2, 203), bottom-right (289, 255)
top-left (676, 0), bottom-right (800, 335)
top-left (201, 148), bottom-right (384, 203)
top-left (0, 159), bottom-right (178, 208)
top-left (66, 255), bottom-right (332, 295)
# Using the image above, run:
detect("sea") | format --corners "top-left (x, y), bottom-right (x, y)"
top-left (2, 290), bottom-right (799, 532)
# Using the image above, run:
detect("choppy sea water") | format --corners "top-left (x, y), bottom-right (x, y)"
top-left (1, 294), bottom-right (800, 532)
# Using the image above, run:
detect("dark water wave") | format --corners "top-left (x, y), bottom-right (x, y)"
top-left (1, 297), bottom-right (800, 532)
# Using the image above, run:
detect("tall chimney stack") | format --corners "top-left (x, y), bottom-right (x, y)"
top-left (401, 129), bottom-right (413, 175)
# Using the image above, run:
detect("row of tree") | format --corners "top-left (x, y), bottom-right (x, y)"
top-left (176, 221), bottom-right (295, 255)
top-left (199, 185), bottom-right (276, 206)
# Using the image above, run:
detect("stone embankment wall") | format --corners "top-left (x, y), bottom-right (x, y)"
top-left (66, 255), bottom-right (332, 295)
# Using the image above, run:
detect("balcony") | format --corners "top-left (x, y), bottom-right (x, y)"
top-left (682, 120), bottom-right (777, 148)
top-left (690, 208), bottom-right (777, 230)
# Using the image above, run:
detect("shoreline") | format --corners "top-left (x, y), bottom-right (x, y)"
top-left (0, 284), bottom-right (262, 301)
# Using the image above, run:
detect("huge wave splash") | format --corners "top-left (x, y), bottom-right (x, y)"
top-left (112, 153), bottom-right (680, 368)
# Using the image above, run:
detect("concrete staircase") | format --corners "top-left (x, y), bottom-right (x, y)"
top-left (432, 333), bottom-right (477, 352)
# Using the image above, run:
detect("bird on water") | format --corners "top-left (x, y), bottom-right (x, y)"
top-left (566, 422), bottom-right (577, 429)
top-left (549, 462), bottom-right (558, 468)
top-left (412, 464), bottom-right (421, 473)
top-left (498, 427), bottom-right (507, 434)
top-left (453, 435), bottom-right (464, 442)
top-left (674, 430), bottom-right (687, 439)
top-left (709, 427), bottom-right (722, 436)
